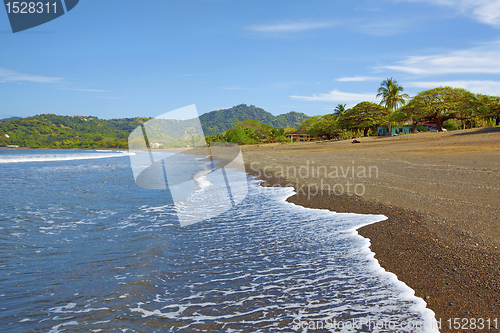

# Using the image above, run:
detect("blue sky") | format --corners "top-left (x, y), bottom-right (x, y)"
top-left (1, 0), bottom-right (500, 119)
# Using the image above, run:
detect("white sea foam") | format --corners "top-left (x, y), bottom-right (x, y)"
top-left (47, 321), bottom-right (79, 333)
top-left (125, 173), bottom-right (440, 332)
top-left (0, 152), bottom-right (134, 163)
top-left (258, 179), bottom-right (439, 333)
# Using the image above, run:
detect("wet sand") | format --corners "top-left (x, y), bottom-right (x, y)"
top-left (241, 127), bottom-right (500, 332)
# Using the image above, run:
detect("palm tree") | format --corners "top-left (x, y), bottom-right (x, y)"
top-left (377, 78), bottom-right (409, 135)
top-left (333, 104), bottom-right (347, 116)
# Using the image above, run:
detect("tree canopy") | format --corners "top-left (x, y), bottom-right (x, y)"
top-left (337, 102), bottom-right (389, 136)
top-left (200, 104), bottom-right (308, 136)
top-left (395, 86), bottom-right (483, 131)
top-left (308, 114), bottom-right (340, 139)
top-left (205, 120), bottom-right (291, 145)
top-left (476, 94), bottom-right (500, 125)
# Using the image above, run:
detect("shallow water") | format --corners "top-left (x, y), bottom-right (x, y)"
top-left (0, 150), bottom-right (438, 332)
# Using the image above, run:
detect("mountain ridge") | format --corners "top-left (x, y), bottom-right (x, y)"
top-left (0, 105), bottom-right (309, 148)
top-left (200, 104), bottom-right (309, 136)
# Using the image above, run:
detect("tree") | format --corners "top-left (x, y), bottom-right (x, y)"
top-left (377, 78), bottom-right (410, 135)
top-left (298, 115), bottom-right (322, 134)
top-left (476, 94), bottom-right (500, 126)
top-left (396, 87), bottom-right (482, 131)
top-left (338, 102), bottom-right (389, 137)
top-left (391, 98), bottom-right (423, 132)
top-left (308, 114), bottom-right (341, 139)
top-left (333, 104), bottom-right (347, 116)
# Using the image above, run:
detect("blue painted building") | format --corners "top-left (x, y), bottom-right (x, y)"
top-left (377, 121), bottom-right (414, 136)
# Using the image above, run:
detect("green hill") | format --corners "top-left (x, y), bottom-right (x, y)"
top-left (0, 114), bottom-right (150, 149)
top-left (200, 104), bottom-right (309, 136)
top-left (0, 105), bottom-right (309, 148)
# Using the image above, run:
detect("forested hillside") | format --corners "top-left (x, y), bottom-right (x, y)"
top-left (0, 114), bottom-right (150, 148)
top-left (200, 104), bottom-right (309, 136)
top-left (0, 105), bottom-right (308, 148)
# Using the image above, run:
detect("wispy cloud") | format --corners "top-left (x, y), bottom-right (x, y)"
top-left (58, 88), bottom-right (109, 93)
top-left (179, 74), bottom-right (210, 77)
top-left (397, 0), bottom-right (500, 26)
top-left (355, 7), bottom-right (382, 12)
top-left (220, 87), bottom-right (244, 90)
top-left (353, 19), bottom-right (412, 36)
top-left (407, 80), bottom-right (500, 95)
top-left (247, 21), bottom-right (337, 33)
top-left (96, 96), bottom-right (121, 100)
top-left (336, 76), bottom-right (383, 82)
top-left (290, 89), bottom-right (378, 103)
top-left (0, 68), bottom-right (62, 83)
top-left (247, 18), bottom-right (411, 38)
top-left (380, 43), bottom-right (500, 75)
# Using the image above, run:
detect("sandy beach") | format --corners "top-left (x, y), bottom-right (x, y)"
top-left (241, 127), bottom-right (500, 332)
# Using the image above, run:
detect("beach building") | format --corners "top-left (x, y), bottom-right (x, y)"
top-left (421, 122), bottom-right (437, 131)
top-left (286, 132), bottom-right (314, 142)
top-left (149, 142), bottom-right (163, 149)
top-left (377, 121), bottom-right (414, 136)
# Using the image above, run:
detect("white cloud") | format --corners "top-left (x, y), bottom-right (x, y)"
top-left (355, 7), bottom-right (382, 12)
top-left (336, 76), bottom-right (383, 82)
top-left (58, 88), bottom-right (109, 92)
top-left (407, 80), bottom-right (500, 95)
top-left (179, 74), bottom-right (210, 77)
top-left (398, 0), bottom-right (500, 26)
top-left (0, 68), bottom-right (62, 83)
top-left (247, 21), bottom-right (337, 33)
top-left (381, 43), bottom-right (500, 75)
top-left (247, 19), bottom-right (408, 37)
top-left (290, 89), bottom-right (378, 103)
top-left (96, 96), bottom-right (121, 100)
top-left (220, 87), bottom-right (244, 90)
top-left (353, 19), bottom-right (412, 36)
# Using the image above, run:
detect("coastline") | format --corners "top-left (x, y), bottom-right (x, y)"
top-left (242, 128), bottom-right (500, 333)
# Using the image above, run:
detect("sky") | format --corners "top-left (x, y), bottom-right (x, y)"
top-left (1, 0), bottom-right (500, 119)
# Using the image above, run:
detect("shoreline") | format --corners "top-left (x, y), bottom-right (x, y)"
top-left (242, 128), bottom-right (500, 333)
top-left (247, 168), bottom-right (500, 333)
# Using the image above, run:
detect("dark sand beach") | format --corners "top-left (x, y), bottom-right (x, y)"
top-left (241, 128), bottom-right (500, 332)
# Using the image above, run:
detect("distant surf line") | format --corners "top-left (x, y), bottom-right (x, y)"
top-left (0, 152), bottom-right (134, 164)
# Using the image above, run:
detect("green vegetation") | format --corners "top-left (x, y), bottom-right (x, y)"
top-left (338, 102), bottom-right (389, 137)
top-left (2, 83), bottom-right (499, 149)
top-left (205, 119), bottom-right (292, 145)
top-left (200, 104), bottom-right (309, 136)
top-left (333, 104), bottom-right (346, 116)
top-left (298, 102), bottom-right (389, 139)
top-left (475, 94), bottom-right (500, 126)
top-left (297, 80), bottom-right (500, 140)
top-left (0, 105), bottom-right (306, 149)
top-left (0, 114), bottom-right (149, 149)
top-left (395, 87), bottom-right (494, 131)
top-left (377, 78), bottom-right (410, 136)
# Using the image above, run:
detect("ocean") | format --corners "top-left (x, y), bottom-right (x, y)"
top-left (0, 149), bottom-right (439, 332)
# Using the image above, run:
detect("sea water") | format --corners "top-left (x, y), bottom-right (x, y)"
top-left (0, 149), bottom-right (439, 332)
